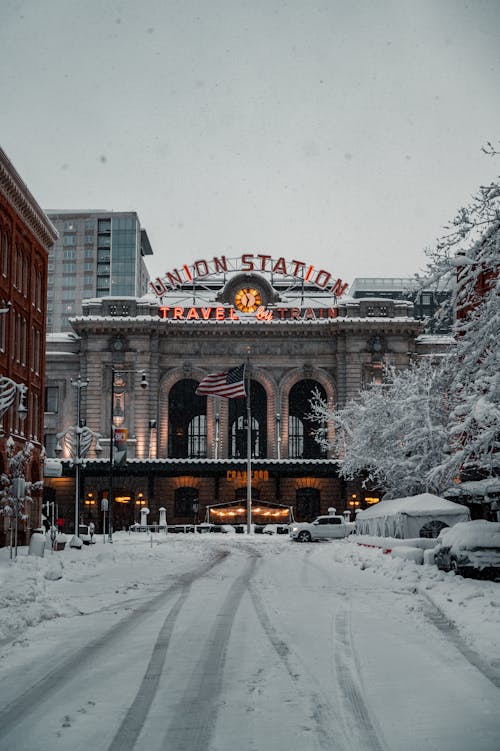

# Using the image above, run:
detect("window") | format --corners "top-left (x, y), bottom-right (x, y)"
top-left (174, 487), bottom-right (199, 517)
top-left (188, 414), bottom-right (207, 458)
top-left (296, 488), bottom-right (320, 520)
top-left (168, 380), bottom-right (207, 458)
top-left (44, 433), bottom-right (58, 457)
top-left (2, 232), bottom-right (8, 276)
top-left (289, 416), bottom-right (304, 459)
top-left (63, 235), bottom-right (76, 246)
top-left (98, 219), bottom-right (111, 233)
top-left (288, 380), bottom-right (327, 458)
top-left (45, 385), bottom-right (59, 413)
top-left (229, 380), bottom-right (266, 458)
top-left (0, 300), bottom-right (7, 351)
top-left (63, 250), bottom-right (76, 259)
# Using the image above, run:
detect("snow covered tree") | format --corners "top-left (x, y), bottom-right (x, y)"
top-left (422, 144), bottom-right (500, 492)
top-left (310, 358), bottom-right (454, 499)
top-left (0, 438), bottom-right (42, 549)
top-left (427, 227), bottom-right (500, 489)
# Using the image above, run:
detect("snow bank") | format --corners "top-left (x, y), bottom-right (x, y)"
top-left (354, 534), bottom-right (437, 550)
top-left (390, 546), bottom-right (424, 564)
top-left (332, 539), bottom-right (500, 668)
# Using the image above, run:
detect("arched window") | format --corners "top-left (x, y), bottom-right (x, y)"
top-left (288, 380), bottom-right (327, 459)
top-left (168, 380), bottom-right (207, 458)
top-left (228, 380), bottom-right (267, 458)
top-left (235, 486), bottom-right (260, 501)
top-left (295, 488), bottom-right (320, 520)
top-left (175, 486), bottom-right (199, 517)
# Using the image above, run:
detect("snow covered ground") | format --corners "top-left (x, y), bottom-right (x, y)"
top-left (0, 532), bottom-right (499, 750)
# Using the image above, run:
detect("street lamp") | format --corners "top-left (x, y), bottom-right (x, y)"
top-left (56, 375), bottom-right (102, 545)
top-left (108, 367), bottom-right (148, 543)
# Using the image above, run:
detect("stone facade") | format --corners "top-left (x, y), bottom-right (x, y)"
top-left (44, 269), bottom-right (449, 532)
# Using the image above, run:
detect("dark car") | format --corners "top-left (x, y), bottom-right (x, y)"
top-left (434, 520), bottom-right (500, 580)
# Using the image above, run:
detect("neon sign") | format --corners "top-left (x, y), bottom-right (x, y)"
top-left (158, 306), bottom-right (338, 321)
top-left (150, 253), bottom-right (348, 298)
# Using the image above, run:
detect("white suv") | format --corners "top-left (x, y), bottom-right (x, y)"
top-left (290, 515), bottom-right (350, 542)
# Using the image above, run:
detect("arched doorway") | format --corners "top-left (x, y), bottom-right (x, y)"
top-left (228, 380), bottom-right (267, 458)
top-left (168, 379), bottom-right (207, 458)
top-left (288, 380), bottom-right (327, 458)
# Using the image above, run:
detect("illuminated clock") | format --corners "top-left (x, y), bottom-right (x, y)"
top-left (234, 287), bottom-right (262, 313)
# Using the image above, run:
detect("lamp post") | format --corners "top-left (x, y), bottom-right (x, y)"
top-left (56, 376), bottom-right (102, 544)
top-left (108, 367), bottom-right (148, 543)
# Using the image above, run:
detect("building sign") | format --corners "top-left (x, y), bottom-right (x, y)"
top-left (158, 306), bottom-right (338, 321)
top-left (226, 470), bottom-right (270, 483)
top-left (150, 253), bottom-right (348, 298)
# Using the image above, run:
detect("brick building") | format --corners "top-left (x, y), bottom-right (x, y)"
top-left (0, 148), bottom-right (57, 546)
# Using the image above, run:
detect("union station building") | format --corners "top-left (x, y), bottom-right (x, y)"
top-left (44, 254), bottom-right (447, 532)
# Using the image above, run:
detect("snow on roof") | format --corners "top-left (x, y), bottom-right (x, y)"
top-left (416, 334), bottom-right (456, 345)
top-left (445, 478), bottom-right (500, 498)
top-left (357, 492), bottom-right (468, 519)
top-left (440, 520), bottom-right (500, 549)
top-left (46, 332), bottom-right (79, 342)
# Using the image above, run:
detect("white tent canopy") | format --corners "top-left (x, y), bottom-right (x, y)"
top-left (355, 493), bottom-right (470, 539)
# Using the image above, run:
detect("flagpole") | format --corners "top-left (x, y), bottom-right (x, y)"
top-left (246, 352), bottom-right (252, 534)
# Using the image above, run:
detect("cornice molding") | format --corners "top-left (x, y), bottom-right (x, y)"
top-left (0, 148), bottom-right (58, 250)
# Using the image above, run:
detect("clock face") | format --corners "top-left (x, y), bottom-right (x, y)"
top-left (234, 287), bottom-right (262, 313)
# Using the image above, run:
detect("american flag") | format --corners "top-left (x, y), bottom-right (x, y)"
top-left (195, 364), bottom-right (246, 398)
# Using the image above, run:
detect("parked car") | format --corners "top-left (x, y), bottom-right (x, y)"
top-left (290, 515), bottom-right (351, 542)
top-left (434, 520), bottom-right (500, 580)
top-left (196, 523), bottom-right (229, 533)
top-left (262, 524), bottom-right (290, 535)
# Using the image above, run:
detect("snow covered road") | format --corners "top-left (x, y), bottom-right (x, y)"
top-left (0, 534), bottom-right (499, 750)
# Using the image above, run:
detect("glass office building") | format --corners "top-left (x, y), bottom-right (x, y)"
top-left (45, 211), bottom-right (153, 332)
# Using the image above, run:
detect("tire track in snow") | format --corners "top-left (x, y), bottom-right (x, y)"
top-left (160, 555), bottom-right (258, 751)
top-left (420, 594), bottom-right (500, 690)
top-left (0, 550), bottom-right (229, 736)
top-left (333, 605), bottom-right (387, 751)
top-left (106, 587), bottom-right (190, 751)
top-left (248, 581), bottom-right (342, 751)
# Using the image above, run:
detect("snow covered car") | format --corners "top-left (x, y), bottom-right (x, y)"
top-left (434, 520), bottom-right (500, 580)
top-left (262, 524), bottom-right (290, 535)
top-left (290, 515), bottom-right (350, 542)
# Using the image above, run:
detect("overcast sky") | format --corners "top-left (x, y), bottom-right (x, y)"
top-left (2, 0), bottom-right (499, 288)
